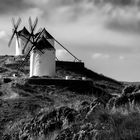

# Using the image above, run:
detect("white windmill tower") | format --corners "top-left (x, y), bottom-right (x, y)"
top-left (30, 36), bottom-right (55, 77)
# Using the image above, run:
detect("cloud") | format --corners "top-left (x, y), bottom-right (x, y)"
top-left (27, 0), bottom-right (140, 8)
top-left (0, 0), bottom-right (34, 15)
top-left (56, 49), bottom-right (67, 59)
top-left (92, 53), bottom-right (102, 59)
top-left (92, 53), bottom-right (110, 59)
top-left (106, 19), bottom-right (140, 34)
top-left (2, 0), bottom-right (140, 27)
top-left (3, 0), bottom-right (140, 56)
top-left (119, 56), bottom-right (125, 60)
top-left (1, 0), bottom-right (140, 17)
top-left (28, 0), bottom-right (140, 36)
top-left (56, 48), bottom-right (79, 61)
top-left (0, 30), bottom-right (6, 39)
top-left (104, 7), bottom-right (140, 34)
top-left (93, 0), bottom-right (140, 6)
top-left (24, 0), bottom-right (49, 6)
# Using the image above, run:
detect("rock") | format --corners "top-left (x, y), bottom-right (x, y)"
top-left (3, 78), bottom-right (12, 83)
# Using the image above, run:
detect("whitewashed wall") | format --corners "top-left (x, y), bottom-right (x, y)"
top-left (30, 49), bottom-right (55, 77)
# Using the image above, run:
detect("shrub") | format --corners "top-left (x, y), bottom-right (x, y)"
top-left (122, 85), bottom-right (137, 96)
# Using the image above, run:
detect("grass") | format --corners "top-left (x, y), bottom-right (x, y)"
top-left (0, 92), bottom-right (136, 139)
top-left (1, 91), bottom-right (140, 140)
top-left (0, 55), bottom-right (139, 140)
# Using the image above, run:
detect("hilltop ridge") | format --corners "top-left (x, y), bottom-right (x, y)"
top-left (0, 55), bottom-right (123, 94)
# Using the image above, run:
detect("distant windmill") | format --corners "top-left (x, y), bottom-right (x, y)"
top-left (17, 17), bottom-right (56, 77)
top-left (8, 17), bottom-right (23, 56)
top-left (8, 17), bottom-right (38, 56)
top-left (16, 27), bottom-right (31, 55)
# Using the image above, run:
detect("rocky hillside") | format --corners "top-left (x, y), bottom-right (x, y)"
top-left (0, 55), bottom-right (126, 139)
top-left (0, 55), bottom-right (123, 93)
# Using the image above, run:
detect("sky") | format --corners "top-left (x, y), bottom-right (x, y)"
top-left (1, 0), bottom-right (140, 81)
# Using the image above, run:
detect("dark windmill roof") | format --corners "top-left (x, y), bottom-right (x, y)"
top-left (35, 36), bottom-right (55, 51)
top-left (34, 31), bottom-right (40, 39)
top-left (18, 27), bottom-right (30, 37)
top-left (40, 28), bottom-right (54, 39)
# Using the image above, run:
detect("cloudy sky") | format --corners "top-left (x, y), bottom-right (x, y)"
top-left (1, 0), bottom-right (140, 81)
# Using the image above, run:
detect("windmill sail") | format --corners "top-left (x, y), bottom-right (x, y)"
top-left (22, 17), bottom-right (38, 54)
top-left (13, 17), bottom-right (80, 78)
top-left (8, 17), bottom-right (21, 47)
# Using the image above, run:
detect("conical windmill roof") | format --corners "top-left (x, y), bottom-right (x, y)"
top-left (40, 28), bottom-right (54, 39)
top-left (18, 27), bottom-right (30, 37)
top-left (35, 36), bottom-right (55, 51)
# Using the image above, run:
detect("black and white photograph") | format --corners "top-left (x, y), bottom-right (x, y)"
top-left (0, 0), bottom-right (140, 139)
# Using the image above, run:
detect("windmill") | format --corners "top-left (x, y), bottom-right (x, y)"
top-left (8, 17), bottom-right (23, 56)
top-left (8, 17), bottom-right (39, 56)
top-left (14, 17), bottom-right (81, 78)
top-left (16, 27), bottom-right (31, 55)
top-left (17, 17), bottom-right (56, 77)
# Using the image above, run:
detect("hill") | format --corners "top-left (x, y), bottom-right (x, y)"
top-left (0, 55), bottom-right (125, 139)
top-left (0, 55), bottom-right (123, 93)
